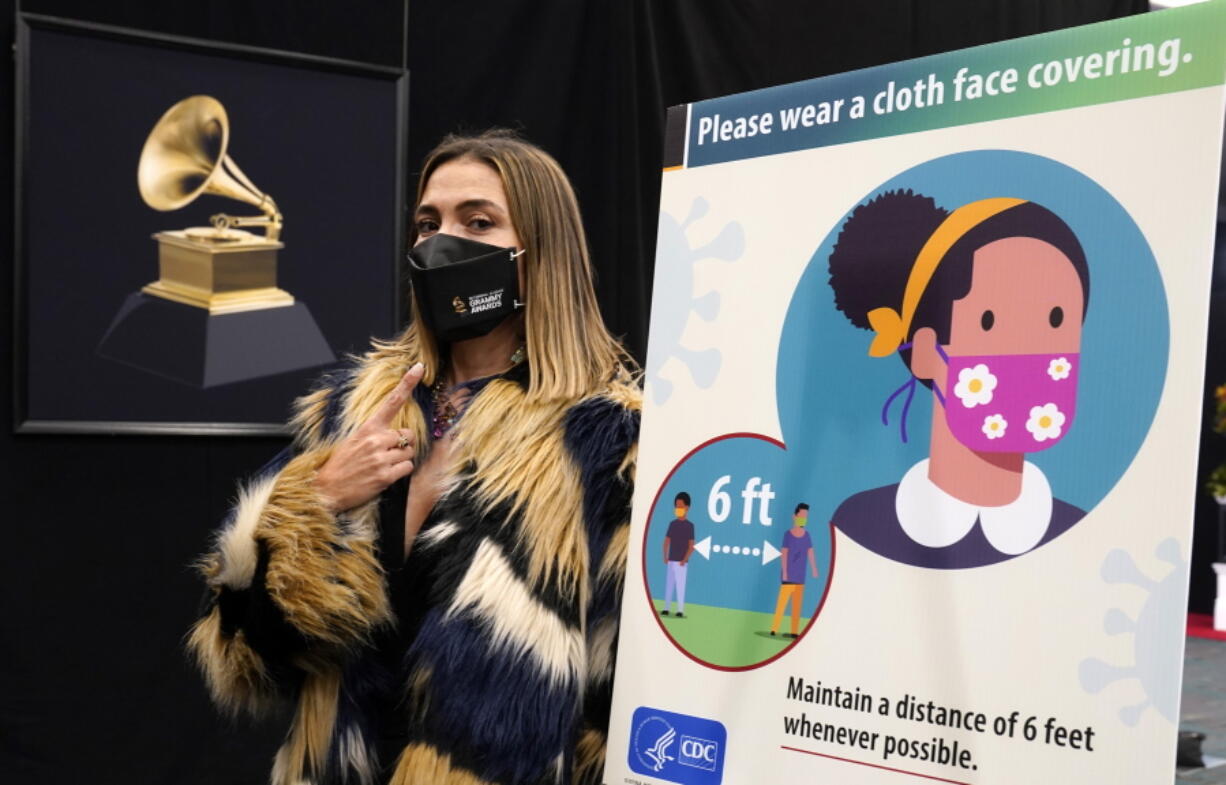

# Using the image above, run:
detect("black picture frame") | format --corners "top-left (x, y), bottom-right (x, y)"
top-left (12, 13), bottom-right (409, 435)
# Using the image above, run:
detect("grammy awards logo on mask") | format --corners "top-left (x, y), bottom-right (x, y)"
top-left (452, 296), bottom-right (468, 314)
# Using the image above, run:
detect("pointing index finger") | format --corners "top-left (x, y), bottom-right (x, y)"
top-left (369, 362), bottom-right (424, 428)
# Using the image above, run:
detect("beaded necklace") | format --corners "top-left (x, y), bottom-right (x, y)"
top-left (430, 345), bottom-right (526, 440)
top-left (429, 377), bottom-right (460, 440)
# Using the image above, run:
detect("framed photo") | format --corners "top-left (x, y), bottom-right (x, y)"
top-left (13, 14), bottom-right (408, 435)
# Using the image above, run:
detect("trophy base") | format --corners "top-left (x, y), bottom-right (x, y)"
top-left (97, 292), bottom-right (336, 389)
top-left (142, 280), bottom-right (295, 315)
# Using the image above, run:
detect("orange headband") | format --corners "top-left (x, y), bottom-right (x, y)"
top-left (865, 197), bottom-right (1026, 358)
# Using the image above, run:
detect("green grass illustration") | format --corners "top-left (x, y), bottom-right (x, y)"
top-left (651, 598), bottom-right (811, 668)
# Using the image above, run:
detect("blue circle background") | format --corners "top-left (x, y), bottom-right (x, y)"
top-left (776, 150), bottom-right (1168, 534)
top-left (645, 436), bottom-right (834, 618)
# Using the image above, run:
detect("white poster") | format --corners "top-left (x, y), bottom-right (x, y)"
top-left (607, 4), bottom-right (1226, 784)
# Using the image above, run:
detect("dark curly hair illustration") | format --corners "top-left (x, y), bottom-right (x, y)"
top-left (828, 189), bottom-right (1091, 366)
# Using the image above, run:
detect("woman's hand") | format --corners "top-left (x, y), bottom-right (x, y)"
top-left (313, 364), bottom-right (425, 513)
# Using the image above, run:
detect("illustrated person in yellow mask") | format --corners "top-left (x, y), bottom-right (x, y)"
top-left (770, 503), bottom-right (819, 638)
top-left (661, 492), bottom-right (696, 617)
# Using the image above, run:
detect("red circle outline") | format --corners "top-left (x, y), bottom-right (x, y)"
top-left (639, 431), bottom-right (838, 671)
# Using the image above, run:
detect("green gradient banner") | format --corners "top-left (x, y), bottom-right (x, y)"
top-left (681, 1), bottom-right (1226, 168)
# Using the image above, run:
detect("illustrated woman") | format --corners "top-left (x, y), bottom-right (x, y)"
top-left (188, 130), bottom-right (641, 785)
top-left (829, 190), bottom-right (1088, 569)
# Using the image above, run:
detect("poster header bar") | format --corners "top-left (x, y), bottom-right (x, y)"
top-left (675, 2), bottom-right (1226, 169)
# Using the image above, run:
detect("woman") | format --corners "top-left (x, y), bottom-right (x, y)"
top-left (188, 130), bottom-right (641, 785)
top-left (828, 190), bottom-right (1088, 569)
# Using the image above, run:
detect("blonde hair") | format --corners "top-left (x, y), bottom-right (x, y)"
top-left (401, 129), bottom-right (637, 401)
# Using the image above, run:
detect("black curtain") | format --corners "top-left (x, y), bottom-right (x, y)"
top-left (1, 2), bottom-right (1173, 784)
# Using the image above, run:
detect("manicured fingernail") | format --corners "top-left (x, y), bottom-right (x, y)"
top-left (412, 362), bottom-right (424, 372)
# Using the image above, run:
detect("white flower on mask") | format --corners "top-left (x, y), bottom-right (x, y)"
top-left (1047, 357), bottom-right (1072, 381)
top-left (1026, 403), bottom-right (1066, 442)
top-left (982, 414), bottom-right (1008, 439)
top-left (953, 363), bottom-right (997, 408)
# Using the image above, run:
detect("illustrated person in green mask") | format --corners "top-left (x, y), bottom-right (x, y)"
top-left (661, 491), bottom-right (696, 617)
top-left (770, 503), bottom-right (819, 638)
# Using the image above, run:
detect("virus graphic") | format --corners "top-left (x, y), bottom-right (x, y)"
top-left (648, 196), bottom-right (744, 405)
top-left (1079, 538), bottom-right (1186, 725)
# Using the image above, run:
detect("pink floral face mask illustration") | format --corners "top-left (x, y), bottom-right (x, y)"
top-left (933, 346), bottom-right (1078, 453)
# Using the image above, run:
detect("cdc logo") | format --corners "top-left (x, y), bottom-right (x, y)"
top-left (679, 735), bottom-right (719, 771)
top-left (628, 707), bottom-right (726, 785)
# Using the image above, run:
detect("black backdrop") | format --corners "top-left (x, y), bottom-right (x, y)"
top-left (13, 2), bottom-right (1223, 784)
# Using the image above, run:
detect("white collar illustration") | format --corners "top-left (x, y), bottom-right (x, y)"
top-left (894, 459), bottom-right (1053, 555)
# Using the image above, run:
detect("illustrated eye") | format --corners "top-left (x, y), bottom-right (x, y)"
top-left (980, 310), bottom-right (994, 331)
top-left (1049, 306), bottom-right (1064, 328)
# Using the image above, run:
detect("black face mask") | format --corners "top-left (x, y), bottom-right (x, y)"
top-left (406, 234), bottom-right (523, 342)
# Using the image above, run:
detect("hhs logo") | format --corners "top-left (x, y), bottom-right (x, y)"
top-left (628, 706), bottom-right (726, 785)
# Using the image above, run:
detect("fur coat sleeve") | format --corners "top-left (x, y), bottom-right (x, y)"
top-left (564, 393), bottom-right (639, 785)
top-left (186, 350), bottom-right (427, 718)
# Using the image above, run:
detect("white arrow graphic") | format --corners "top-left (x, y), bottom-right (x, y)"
top-left (761, 540), bottom-right (781, 566)
top-left (693, 536), bottom-right (712, 560)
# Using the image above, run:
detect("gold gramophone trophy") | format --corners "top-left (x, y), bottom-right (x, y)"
top-left (97, 95), bottom-right (334, 388)
top-left (138, 95), bottom-right (291, 313)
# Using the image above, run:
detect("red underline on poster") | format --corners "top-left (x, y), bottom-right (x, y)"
top-left (781, 746), bottom-right (973, 785)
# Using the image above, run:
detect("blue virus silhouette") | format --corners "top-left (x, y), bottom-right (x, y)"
top-left (648, 196), bottom-right (744, 405)
top-left (1079, 538), bottom-right (1186, 725)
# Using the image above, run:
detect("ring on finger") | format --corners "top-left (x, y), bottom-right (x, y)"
top-left (396, 434), bottom-right (411, 450)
